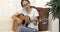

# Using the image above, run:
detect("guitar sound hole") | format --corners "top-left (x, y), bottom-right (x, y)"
top-left (22, 20), bottom-right (26, 25)
top-left (22, 20), bottom-right (29, 27)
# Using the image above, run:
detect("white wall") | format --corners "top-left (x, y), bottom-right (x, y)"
top-left (36, 0), bottom-right (51, 8)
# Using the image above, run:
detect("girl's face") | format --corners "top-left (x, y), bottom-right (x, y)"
top-left (22, 1), bottom-right (30, 9)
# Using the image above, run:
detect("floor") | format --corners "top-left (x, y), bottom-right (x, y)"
top-left (39, 31), bottom-right (50, 32)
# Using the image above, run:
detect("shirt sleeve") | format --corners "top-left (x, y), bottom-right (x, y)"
top-left (34, 9), bottom-right (39, 17)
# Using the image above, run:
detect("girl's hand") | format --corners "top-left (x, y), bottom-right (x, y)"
top-left (32, 20), bottom-right (37, 25)
top-left (17, 19), bottom-right (22, 24)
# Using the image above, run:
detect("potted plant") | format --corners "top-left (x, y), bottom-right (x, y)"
top-left (46, 0), bottom-right (60, 31)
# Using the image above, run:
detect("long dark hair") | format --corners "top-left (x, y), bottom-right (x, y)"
top-left (21, 0), bottom-right (30, 7)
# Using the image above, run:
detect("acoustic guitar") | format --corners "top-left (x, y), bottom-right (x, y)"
top-left (13, 14), bottom-right (30, 32)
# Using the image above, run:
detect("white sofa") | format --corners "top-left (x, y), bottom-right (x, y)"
top-left (0, 16), bottom-right (14, 32)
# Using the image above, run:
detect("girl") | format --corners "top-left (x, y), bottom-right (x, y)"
top-left (12, 0), bottom-right (39, 30)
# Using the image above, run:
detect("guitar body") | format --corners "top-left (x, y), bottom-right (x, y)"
top-left (13, 14), bottom-right (30, 32)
